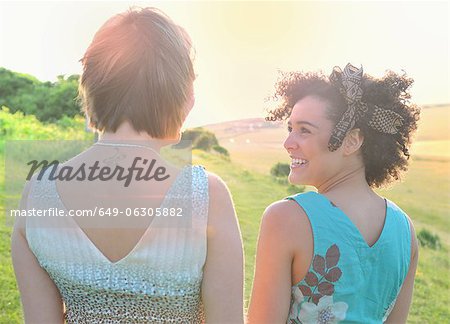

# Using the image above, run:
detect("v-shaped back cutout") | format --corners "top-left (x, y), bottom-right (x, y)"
top-left (53, 165), bottom-right (189, 265)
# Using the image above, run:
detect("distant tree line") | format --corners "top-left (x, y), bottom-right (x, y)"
top-left (1, 67), bottom-right (229, 156)
top-left (0, 67), bottom-right (81, 122)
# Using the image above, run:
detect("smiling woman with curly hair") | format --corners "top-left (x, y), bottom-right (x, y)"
top-left (266, 68), bottom-right (420, 188)
top-left (249, 64), bottom-right (420, 324)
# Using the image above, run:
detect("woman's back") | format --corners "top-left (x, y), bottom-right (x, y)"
top-left (11, 7), bottom-right (244, 323)
top-left (248, 63), bottom-right (419, 324)
top-left (25, 162), bottom-right (209, 323)
top-left (286, 192), bottom-right (412, 323)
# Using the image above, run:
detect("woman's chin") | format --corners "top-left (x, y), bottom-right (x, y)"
top-left (288, 173), bottom-right (306, 186)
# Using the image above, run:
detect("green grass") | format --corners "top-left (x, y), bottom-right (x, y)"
top-left (409, 246), bottom-right (449, 321)
top-left (197, 151), bottom-right (447, 323)
top-left (0, 149), bottom-right (296, 323)
top-left (1, 105), bottom-right (449, 322)
top-left (193, 150), bottom-right (296, 305)
top-left (0, 155), bottom-right (22, 323)
top-left (1, 151), bottom-right (449, 322)
top-left (192, 151), bottom-right (450, 323)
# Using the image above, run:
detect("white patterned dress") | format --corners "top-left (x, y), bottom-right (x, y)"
top-left (26, 165), bottom-right (208, 323)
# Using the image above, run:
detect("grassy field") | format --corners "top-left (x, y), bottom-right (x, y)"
top-left (0, 106), bottom-right (449, 322)
top-left (192, 153), bottom-right (450, 322)
top-left (202, 105), bottom-right (450, 322)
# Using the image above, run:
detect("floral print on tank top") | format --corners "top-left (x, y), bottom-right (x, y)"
top-left (288, 244), bottom-right (348, 324)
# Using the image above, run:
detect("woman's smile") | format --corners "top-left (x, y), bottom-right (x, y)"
top-left (289, 157), bottom-right (309, 168)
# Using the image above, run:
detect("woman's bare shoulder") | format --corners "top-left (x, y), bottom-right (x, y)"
top-left (258, 199), bottom-right (311, 252)
top-left (204, 171), bottom-right (236, 219)
top-left (263, 199), bottom-right (309, 227)
top-left (205, 170), bottom-right (225, 188)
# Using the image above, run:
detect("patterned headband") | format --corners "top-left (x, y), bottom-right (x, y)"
top-left (328, 63), bottom-right (404, 152)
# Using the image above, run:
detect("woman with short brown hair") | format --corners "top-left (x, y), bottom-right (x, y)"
top-left (12, 7), bottom-right (244, 323)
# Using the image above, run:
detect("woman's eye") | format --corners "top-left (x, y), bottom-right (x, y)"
top-left (287, 126), bottom-right (310, 134)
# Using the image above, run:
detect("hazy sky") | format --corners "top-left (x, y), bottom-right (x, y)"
top-left (1, 1), bottom-right (448, 128)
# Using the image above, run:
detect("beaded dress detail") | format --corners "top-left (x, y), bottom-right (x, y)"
top-left (26, 165), bottom-right (208, 323)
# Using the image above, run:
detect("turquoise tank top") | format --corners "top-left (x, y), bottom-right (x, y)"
top-left (286, 191), bottom-right (411, 324)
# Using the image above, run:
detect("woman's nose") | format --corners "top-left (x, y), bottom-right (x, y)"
top-left (284, 133), bottom-right (297, 152)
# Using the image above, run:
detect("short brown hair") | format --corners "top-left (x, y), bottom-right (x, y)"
top-left (79, 7), bottom-right (195, 138)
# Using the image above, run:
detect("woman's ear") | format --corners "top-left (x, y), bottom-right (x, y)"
top-left (343, 128), bottom-right (364, 156)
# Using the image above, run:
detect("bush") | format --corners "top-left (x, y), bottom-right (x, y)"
top-left (196, 134), bottom-right (215, 150)
top-left (270, 162), bottom-right (304, 195)
top-left (270, 162), bottom-right (290, 178)
top-left (0, 107), bottom-right (92, 153)
top-left (212, 145), bottom-right (229, 157)
top-left (0, 68), bottom-right (82, 122)
top-left (179, 128), bottom-right (220, 152)
top-left (417, 228), bottom-right (441, 250)
top-left (180, 128), bottom-right (204, 142)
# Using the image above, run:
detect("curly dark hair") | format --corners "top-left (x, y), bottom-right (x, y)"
top-left (266, 69), bottom-right (421, 188)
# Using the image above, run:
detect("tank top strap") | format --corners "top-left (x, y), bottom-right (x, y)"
top-left (286, 191), bottom-right (361, 256)
top-left (164, 164), bottom-right (208, 229)
top-left (191, 165), bottom-right (209, 224)
top-left (286, 191), bottom-right (333, 230)
top-left (382, 199), bottom-right (412, 287)
top-left (383, 200), bottom-right (411, 252)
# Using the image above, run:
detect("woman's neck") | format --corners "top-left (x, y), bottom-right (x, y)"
top-left (316, 163), bottom-right (371, 196)
top-left (98, 121), bottom-right (176, 150)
